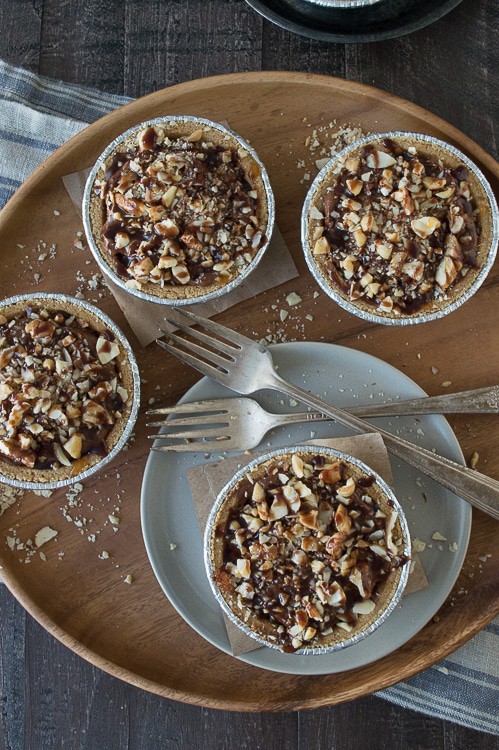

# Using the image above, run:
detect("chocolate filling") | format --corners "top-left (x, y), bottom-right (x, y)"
top-left (311, 140), bottom-right (480, 315)
top-left (95, 126), bottom-right (266, 290)
top-left (0, 306), bottom-right (126, 471)
top-left (214, 453), bottom-right (407, 652)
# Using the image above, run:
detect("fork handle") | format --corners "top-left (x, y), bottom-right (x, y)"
top-left (271, 384), bottom-right (499, 423)
top-left (347, 385), bottom-right (499, 417)
top-left (269, 373), bottom-right (499, 520)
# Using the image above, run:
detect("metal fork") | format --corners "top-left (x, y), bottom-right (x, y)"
top-left (157, 307), bottom-right (499, 520)
top-left (147, 387), bottom-right (499, 451)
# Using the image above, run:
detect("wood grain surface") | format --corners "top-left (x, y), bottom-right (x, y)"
top-left (0, 0), bottom-right (497, 748)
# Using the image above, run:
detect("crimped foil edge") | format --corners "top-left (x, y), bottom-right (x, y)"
top-left (0, 292), bottom-right (140, 490)
top-left (82, 115), bottom-right (276, 307)
top-left (203, 444), bottom-right (411, 656)
top-left (301, 130), bottom-right (499, 327)
top-left (305, 0), bottom-right (384, 7)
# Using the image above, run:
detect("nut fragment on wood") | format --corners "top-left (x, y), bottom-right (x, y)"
top-left (469, 451), bottom-right (479, 469)
top-left (34, 526), bottom-right (58, 548)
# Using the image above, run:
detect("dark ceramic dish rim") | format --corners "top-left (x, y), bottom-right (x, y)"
top-left (244, 0), bottom-right (465, 43)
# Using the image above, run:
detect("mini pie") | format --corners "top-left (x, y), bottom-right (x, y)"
top-left (0, 295), bottom-right (137, 487)
top-left (205, 447), bottom-right (409, 653)
top-left (304, 133), bottom-right (497, 323)
top-left (85, 117), bottom-right (273, 302)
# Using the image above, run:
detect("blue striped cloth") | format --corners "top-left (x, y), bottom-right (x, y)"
top-left (0, 59), bottom-right (497, 735)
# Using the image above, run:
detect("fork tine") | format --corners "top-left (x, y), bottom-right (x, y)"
top-left (146, 413), bottom-right (230, 428)
top-left (163, 307), bottom-right (257, 350)
top-left (146, 399), bottom-right (231, 416)
top-left (152, 439), bottom-right (230, 453)
top-left (148, 427), bottom-right (230, 440)
top-left (162, 314), bottom-right (240, 357)
top-left (158, 328), bottom-right (232, 370)
top-left (155, 339), bottom-right (230, 383)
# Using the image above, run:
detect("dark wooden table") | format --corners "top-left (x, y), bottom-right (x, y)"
top-left (0, 1), bottom-right (497, 748)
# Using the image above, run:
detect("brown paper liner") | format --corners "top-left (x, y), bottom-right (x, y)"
top-left (187, 433), bottom-right (428, 656)
top-left (62, 172), bottom-right (298, 347)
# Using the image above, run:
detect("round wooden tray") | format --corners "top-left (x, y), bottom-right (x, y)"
top-left (0, 72), bottom-right (497, 711)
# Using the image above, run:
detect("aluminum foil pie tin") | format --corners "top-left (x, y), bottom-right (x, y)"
top-left (0, 293), bottom-right (140, 490)
top-left (301, 131), bottom-right (499, 326)
top-left (305, 0), bottom-right (383, 7)
top-left (82, 116), bottom-right (275, 307)
top-left (204, 445), bottom-right (411, 655)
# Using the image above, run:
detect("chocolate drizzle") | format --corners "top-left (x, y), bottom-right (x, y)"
top-left (0, 307), bottom-right (126, 471)
top-left (215, 452), bottom-right (407, 652)
top-left (311, 140), bottom-right (480, 316)
top-left (96, 125), bottom-right (266, 291)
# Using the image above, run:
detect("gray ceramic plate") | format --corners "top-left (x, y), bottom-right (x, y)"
top-left (141, 342), bottom-right (471, 676)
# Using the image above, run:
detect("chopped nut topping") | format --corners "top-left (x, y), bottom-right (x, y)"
top-left (0, 305), bottom-right (129, 473)
top-left (308, 137), bottom-right (481, 316)
top-left (211, 450), bottom-right (408, 652)
top-left (92, 123), bottom-right (268, 296)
